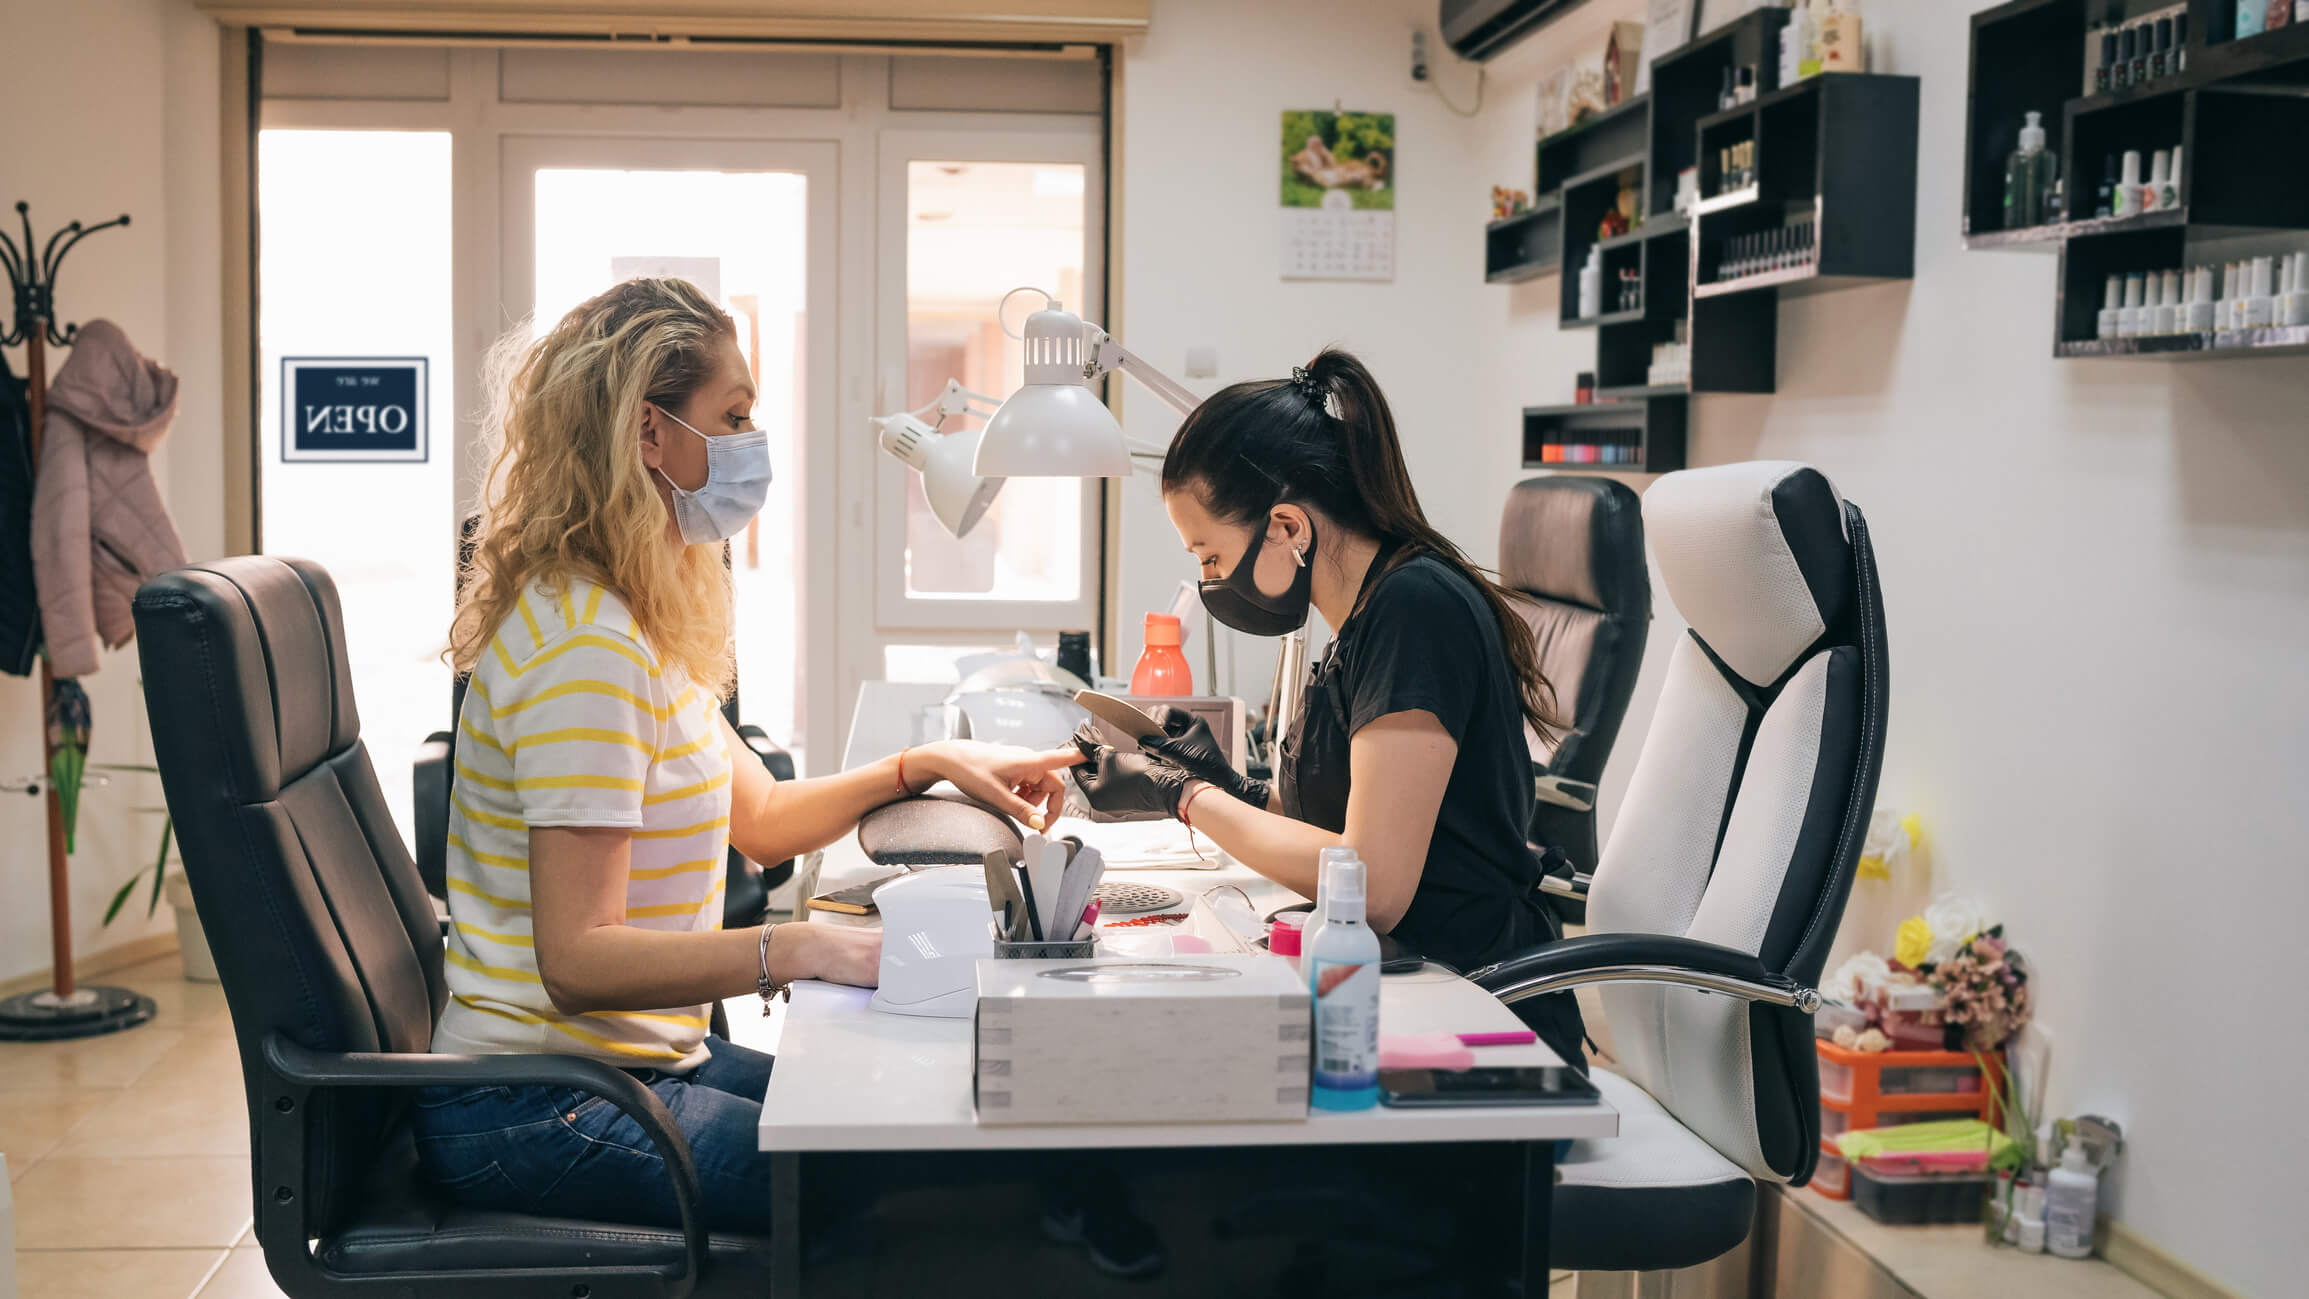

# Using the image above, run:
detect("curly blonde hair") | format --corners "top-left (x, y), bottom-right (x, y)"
top-left (449, 277), bottom-right (738, 695)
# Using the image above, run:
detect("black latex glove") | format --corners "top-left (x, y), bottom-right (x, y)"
top-left (1142, 707), bottom-right (1273, 810)
top-left (1068, 725), bottom-right (1197, 823)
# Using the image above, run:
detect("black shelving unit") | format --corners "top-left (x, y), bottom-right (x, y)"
top-left (1522, 396), bottom-right (1688, 474)
top-left (1488, 6), bottom-right (1919, 466)
top-left (1966, 0), bottom-right (2309, 358)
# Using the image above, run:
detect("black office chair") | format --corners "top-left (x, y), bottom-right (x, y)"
top-left (134, 556), bottom-right (767, 1298)
top-left (1472, 460), bottom-right (1888, 1274)
top-left (1499, 476), bottom-right (1651, 925)
top-left (412, 516), bottom-right (793, 927)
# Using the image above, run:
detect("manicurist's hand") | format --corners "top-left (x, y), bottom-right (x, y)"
top-left (914, 740), bottom-right (1084, 826)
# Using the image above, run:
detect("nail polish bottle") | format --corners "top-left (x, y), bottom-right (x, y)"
top-left (2095, 155), bottom-right (2116, 219)
top-left (2187, 267), bottom-right (2216, 333)
top-left (2132, 21), bottom-right (2150, 82)
top-left (2248, 257), bottom-right (2277, 328)
top-left (2148, 151), bottom-right (2170, 213)
top-left (2272, 0), bottom-right (2295, 30)
top-left (2123, 272), bottom-right (2146, 337)
top-left (2240, 1), bottom-right (2269, 41)
top-left (2154, 17), bottom-right (2173, 79)
top-left (2095, 30), bottom-right (2116, 93)
top-left (2099, 275), bottom-right (2122, 339)
top-left (2287, 253), bottom-right (2309, 326)
top-left (2115, 151), bottom-right (2140, 218)
top-left (2158, 269), bottom-right (2182, 334)
top-left (2166, 145), bottom-right (2184, 212)
top-left (2115, 26), bottom-right (2135, 89)
top-left (2176, 13), bottom-right (2189, 71)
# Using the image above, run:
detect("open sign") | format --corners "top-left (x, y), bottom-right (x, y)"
top-left (282, 358), bottom-right (428, 463)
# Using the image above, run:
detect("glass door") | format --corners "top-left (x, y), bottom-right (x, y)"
top-left (500, 136), bottom-right (839, 770)
top-left (871, 127), bottom-right (1106, 685)
top-left (258, 128), bottom-right (456, 838)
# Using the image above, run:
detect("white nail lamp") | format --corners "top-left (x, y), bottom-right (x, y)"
top-left (972, 288), bottom-right (1202, 480)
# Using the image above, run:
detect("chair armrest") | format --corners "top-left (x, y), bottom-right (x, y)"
top-left (1468, 933), bottom-right (1821, 1013)
top-left (1532, 771), bottom-right (1597, 812)
top-left (736, 723), bottom-right (795, 782)
top-left (261, 1032), bottom-right (706, 1297)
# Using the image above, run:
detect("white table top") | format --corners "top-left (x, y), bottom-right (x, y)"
top-left (756, 683), bottom-right (1619, 1155)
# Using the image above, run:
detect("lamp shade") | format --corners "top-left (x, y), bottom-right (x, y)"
top-left (972, 302), bottom-right (1132, 478)
top-left (875, 412), bottom-right (1005, 539)
top-left (974, 383), bottom-right (1132, 478)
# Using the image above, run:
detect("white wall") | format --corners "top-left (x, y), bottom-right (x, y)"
top-left (1127, 1), bottom-right (2301, 1292)
top-left (1116, 0), bottom-right (1511, 692)
top-left (0, 0), bottom-right (223, 982)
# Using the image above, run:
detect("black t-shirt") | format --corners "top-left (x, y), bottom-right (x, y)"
top-left (1278, 552), bottom-right (1584, 1061)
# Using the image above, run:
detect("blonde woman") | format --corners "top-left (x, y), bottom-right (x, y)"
top-left (413, 277), bottom-right (1080, 1232)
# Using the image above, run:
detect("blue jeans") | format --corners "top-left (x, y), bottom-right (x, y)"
top-left (411, 1035), bottom-right (778, 1234)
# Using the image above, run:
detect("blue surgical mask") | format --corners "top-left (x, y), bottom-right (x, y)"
top-left (652, 404), bottom-right (771, 544)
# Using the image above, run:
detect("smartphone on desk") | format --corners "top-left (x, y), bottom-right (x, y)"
top-left (1378, 1067), bottom-right (1600, 1108)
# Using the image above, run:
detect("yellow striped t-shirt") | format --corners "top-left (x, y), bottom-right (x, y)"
top-left (430, 574), bottom-right (732, 1072)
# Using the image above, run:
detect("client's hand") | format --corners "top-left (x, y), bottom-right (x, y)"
top-left (786, 924), bottom-right (883, 989)
top-left (1141, 707), bottom-right (1272, 811)
top-left (916, 740), bottom-right (1084, 826)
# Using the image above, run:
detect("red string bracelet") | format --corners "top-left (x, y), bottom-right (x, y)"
top-left (895, 747), bottom-right (912, 797)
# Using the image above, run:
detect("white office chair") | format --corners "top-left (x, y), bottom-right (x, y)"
top-left (1473, 460), bottom-right (1888, 1273)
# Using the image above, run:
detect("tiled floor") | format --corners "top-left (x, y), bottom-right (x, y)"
top-left (4, 954), bottom-right (280, 1299)
top-left (4, 955), bottom-right (1573, 1299)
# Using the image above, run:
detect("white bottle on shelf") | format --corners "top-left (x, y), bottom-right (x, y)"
top-left (2045, 1141), bottom-right (2099, 1260)
top-left (2147, 151), bottom-right (2170, 213)
top-left (2121, 272), bottom-right (2145, 337)
top-left (2098, 275), bottom-right (2122, 339)
top-left (1579, 246), bottom-right (1603, 319)
top-left (2187, 266), bottom-right (2216, 332)
top-left (2247, 256), bottom-right (2277, 328)
top-left (2157, 269), bottom-right (2181, 334)
top-left (2286, 253), bottom-right (2309, 327)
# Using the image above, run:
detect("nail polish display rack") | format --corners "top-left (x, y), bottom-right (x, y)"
top-left (1964, 0), bottom-right (2309, 360)
top-left (1505, 9), bottom-right (1920, 474)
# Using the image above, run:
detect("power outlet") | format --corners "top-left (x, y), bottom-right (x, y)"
top-left (1411, 29), bottom-right (1430, 82)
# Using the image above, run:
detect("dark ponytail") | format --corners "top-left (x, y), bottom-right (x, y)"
top-left (1162, 348), bottom-right (1564, 742)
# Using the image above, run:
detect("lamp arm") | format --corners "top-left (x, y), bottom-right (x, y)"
top-left (932, 378), bottom-right (1003, 423)
top-left (1090, 335), bottom-right (1202, 417)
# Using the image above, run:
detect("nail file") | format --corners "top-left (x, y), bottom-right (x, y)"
top-left (1073, 690), bottom-right (1166, 744)
top-left (1025, 833), bottom-right (1070, 940)
top-left (1050, 841), bottom-right (1104, 943)
top-left (982, 850), bottom-right (1027, 941)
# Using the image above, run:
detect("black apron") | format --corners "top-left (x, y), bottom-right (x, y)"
top-left (1274, 549), bottom-right (1588, 1072)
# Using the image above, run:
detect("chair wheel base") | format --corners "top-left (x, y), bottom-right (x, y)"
top-left (0, 985), bottom-right (157, 1040)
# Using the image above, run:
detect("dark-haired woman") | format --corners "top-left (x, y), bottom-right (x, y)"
top-left (1074, 348), bottom-right (1585, 1066)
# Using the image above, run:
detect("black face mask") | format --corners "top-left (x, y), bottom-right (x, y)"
top-left (1199, 515), bottom-right (1316, 637)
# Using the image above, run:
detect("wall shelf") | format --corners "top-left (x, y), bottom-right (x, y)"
top-left (1486, 199), bottom-right (1563, 283)
top-left (2056, 326), bottom-right (2309, 360)
top-left (1522, 393), bottom-right (1687, 475)
top-left (1688, 72), bottom-right (1921, 391)
top-left (1965, 0), bottom-right (2309, 360)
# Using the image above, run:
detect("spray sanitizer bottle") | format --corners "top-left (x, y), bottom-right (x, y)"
top-left (1307, 852), bottom-right (1382, 1112)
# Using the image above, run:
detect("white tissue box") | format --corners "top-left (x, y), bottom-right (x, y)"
top-left (973, 954), bottom-right (1311, 1125)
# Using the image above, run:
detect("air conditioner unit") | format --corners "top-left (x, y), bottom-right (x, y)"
top-left (1440, 0), bottom-right (1589, 62)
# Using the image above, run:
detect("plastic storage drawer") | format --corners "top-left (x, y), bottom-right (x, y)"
top-left (1851, 1166), bottom-right (1993, 1225)
top-left (1811, 1148), bottom-right (1851, 1200)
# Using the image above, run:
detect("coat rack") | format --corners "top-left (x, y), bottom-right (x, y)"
top-left (0, 200), bottom-right (156, 1041)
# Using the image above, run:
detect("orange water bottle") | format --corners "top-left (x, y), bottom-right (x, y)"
top-left (1130, 613), bottom-right (1193, 696)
